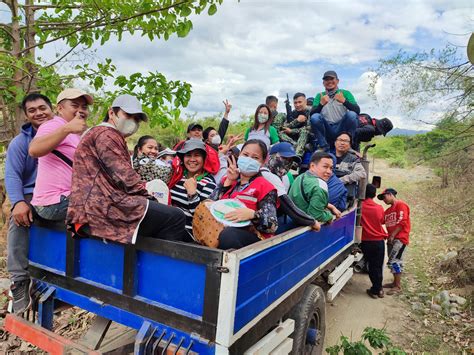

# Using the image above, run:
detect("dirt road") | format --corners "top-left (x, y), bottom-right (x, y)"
top-left (324, 159), bottom-right (435, 349)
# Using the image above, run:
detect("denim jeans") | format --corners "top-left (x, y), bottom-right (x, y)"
top-left (310, 111), bottom-right (358, 150)
top-left (7, 194), bottom-right (32, 282)
top-left (33, 195), bottom-right (69, 221)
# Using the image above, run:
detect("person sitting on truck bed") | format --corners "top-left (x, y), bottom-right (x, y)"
top-left (29, 88), bottom-right (93, 221)
top-left (5, 93), bottom-right (53, 314)
top-left (333, 132), bottom-right (365, 206)
top-left (271, 93), bottom-right (311, 159)
top-left (244, 104), bottom-right (279, 148)
top-left (66, 94), bottom-right (187, 244)
top-left (132, 135), bottom-right (172, 184)
top-left (327, 153), bottom-right (348, 212)
top-left (310, 70), bottom-right (360, 151)
top-left (210, 139), bottom-right (278, 249)
top-left (261, 142), bottom-right (320, 231)
top-left (289, 152), bottom-right (342, 224)
top-left (169, 139), bottom-right (217, 242)
top-left (354, 114), bottom-right (393, 151)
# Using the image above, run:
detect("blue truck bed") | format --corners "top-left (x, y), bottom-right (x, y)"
top-left (24, 209), bottom-right (356, 354)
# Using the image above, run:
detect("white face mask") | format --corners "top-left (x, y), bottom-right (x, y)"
top-left (114, 113), bottom-right (139, 137)
top-left (211, 134), bottom-right (221, 145)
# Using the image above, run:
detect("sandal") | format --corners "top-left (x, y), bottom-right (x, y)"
top-left (383, 283), bottom-right (395, 288)
top-left (386, 287), bottom-right (402, 295)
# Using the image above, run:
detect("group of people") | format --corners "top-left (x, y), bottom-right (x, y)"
top-left (5, 69), bottom-right (396, 313)
top-left (360, 186), bottom-right (411, 298)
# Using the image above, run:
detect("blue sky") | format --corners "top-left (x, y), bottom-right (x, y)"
top-left (2, 0), bottom-right (473, 129)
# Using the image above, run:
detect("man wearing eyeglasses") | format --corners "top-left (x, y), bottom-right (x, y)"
top-left (310, 70), bottom-right (360, 151)
top-left (333, 132), bottom-right (365, 207)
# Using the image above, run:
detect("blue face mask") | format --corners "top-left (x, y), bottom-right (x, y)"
top-left (237, 156), bottom-right (261, 175)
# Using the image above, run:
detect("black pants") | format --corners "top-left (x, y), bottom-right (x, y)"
top-left (361, 240), bottom-right (385, 293)
top-left (218, 227), bottom-right (260, 250)
top-left (138, 201), bottom-right (187, 242)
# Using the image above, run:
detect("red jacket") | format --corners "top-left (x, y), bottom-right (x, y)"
top-left (361, 198), bottom-right (387, 241)
top-left (384, 200), bottom-right (411, 245)
top-left (173, 139), bottom-right (220, 175)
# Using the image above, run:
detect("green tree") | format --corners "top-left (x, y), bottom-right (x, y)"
top-left (371, 43), bottom-right (473, 187)
top-left (0, 0), bottom-right (223, 144)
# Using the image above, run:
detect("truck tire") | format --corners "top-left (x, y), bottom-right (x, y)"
top-left (289, 284), bottom-right (326, 355)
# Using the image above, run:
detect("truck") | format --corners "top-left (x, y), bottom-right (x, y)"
top-left (5, 146), bottom-right (377, 355)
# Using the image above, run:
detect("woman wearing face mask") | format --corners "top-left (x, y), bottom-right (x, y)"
top-left (244, 104), bottom-right (279, 148)
top-left (210, 139), bottom-right (278, 249)
top-left (170, 139), bottom-right (217, 242)
top-left (66, 94), bottom-right (187, 244)
top-left (132, 136), bottom-right (172, 184)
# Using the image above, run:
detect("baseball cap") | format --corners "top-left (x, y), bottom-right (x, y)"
top-left (375, 117), bottom-right (393, 136)
top-left (187, 123), bottom-right (203, 133)
top-left (156, 148), bottom-right (176, 159)
top-left (377, 188), bottom-right (397, 200)
top-left (112, 94), bottom-right (148, 122)
top-left (322, 70), bottom-right (338, 80)
top-left (270, 142), bottom-right (301, 164)
top-left (56, 88), bottom-right (93, 105)
top-left (177, 138), bottom-right (207, 158)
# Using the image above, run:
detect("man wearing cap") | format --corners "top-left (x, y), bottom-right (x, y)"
top-left (263, 142), bottom-right (320, 231)
top-left (66, 94), bottom-right (187, 244)
top-left (310, 70), bottom-right (360, 151)
top-left (6, 93), bottom-right (53, 313)
top-left (378, 188), bottom-right (411, 295)
top-left (29, 88), bottom-right (92, 221)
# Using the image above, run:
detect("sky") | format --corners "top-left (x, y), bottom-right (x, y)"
top-left (4, 0), bottom-right (474, 129)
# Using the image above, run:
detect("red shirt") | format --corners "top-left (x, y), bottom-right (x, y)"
top-left (361, 198), bottom-right (387, 241)
top-left (384, 200), bottom-right (411, 245)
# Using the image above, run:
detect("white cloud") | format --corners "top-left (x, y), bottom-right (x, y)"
top-left (35, 0), bottom-right (472, 130)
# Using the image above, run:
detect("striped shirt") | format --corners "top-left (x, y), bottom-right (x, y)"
top-left (170, 175), bottom-right (217, 238)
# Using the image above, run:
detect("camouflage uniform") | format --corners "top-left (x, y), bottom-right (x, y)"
top-left (272, 110), bottom-right (310, 157)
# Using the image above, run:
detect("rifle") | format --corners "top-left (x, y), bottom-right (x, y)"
top-left (285, 93), bottom-right (292, 123)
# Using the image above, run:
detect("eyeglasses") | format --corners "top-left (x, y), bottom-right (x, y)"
top-left (336, 139), bottom-right (351, 143)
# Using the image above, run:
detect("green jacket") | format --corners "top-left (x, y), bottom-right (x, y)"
top-left (244, 125), bottom-right (280, 145)
top-left (289, 171), bottom-right (333, 223)
top-left (313, 89), bottom-right (357, 106)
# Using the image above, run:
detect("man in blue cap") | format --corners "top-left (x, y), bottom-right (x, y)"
top-left (267, 142), bottom-right (301, 192)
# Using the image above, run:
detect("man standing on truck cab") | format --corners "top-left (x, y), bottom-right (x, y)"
top-left (289, 151), bottom-right (342, 224)
top-left (310, 70), bottom-right (360, 151)
top-left (361, 184), bottom-right (387, 299)
top-left (378, 188), bottom-right (411, 295)
top-left (5, 93), bottom-right (53, 314)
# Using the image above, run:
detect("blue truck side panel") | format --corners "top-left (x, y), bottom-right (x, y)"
top-left (28, 226), bottom-right (207, 318)
top-left (78, 238), bottom-right (124, 291)
top-left (29, 226), bottom-right (66, 274)
top-left (233, 210), bottom-right (355, 333)
top-left (136, 251), bottom-right (206, 317)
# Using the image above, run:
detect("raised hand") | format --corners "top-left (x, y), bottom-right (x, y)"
top-left (334, 92), bottom-right (346, 103)
top-left (320, 95), bottom-right (330, 105)
top-left (223, 99), bottom-right (232, 117)
top-left (65, 112), bottom-right (88, 134)
top-left (296, 114), bottom-right (307, 123)
top-left (183, 177), bottom-right (198, 196)
top-left (225, 155), bottom-right (240, 182)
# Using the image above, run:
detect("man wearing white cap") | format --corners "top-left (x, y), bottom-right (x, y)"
top-left (29, 88), bottom-right (93, 221)
top-left (66, 94), bottom-right (187, 244)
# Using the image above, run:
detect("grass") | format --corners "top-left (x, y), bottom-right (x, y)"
top-left (363, 136), bottom-right (409, 168)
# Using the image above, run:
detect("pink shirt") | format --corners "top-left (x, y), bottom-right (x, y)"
top-left (31, 116), bottom-right (80, 206)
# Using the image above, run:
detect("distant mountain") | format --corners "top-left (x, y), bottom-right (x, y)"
top-left (388, 128), bottom-right (429, 136)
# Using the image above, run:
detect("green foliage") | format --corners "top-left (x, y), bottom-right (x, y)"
top-left (0, 0), bottom-right (224, 141)
top-left (326, 327), bottom-right (407, 355)
top-left (365, 136), bottom-right (409, 168)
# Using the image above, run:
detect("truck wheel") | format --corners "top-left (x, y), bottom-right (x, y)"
top-left (290, 284), bottom-right (326, 355)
